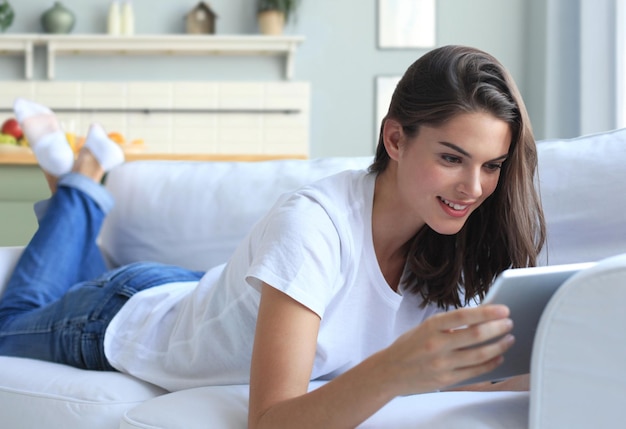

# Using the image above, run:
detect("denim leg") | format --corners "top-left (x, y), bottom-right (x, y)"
top-left (0, 173), bottom-right (205, 370)
top-left (0, 173), bottom-right (112, 315)
top-left (0, 262), bottom-right (204, 370)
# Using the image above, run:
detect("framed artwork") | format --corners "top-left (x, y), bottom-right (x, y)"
top-left (378, 0), bottom-right (436, 49)
top-left (375, 75), bottom-right (401, 146)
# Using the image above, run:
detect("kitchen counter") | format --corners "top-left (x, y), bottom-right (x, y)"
top-left (0, 149), bottom-right (307, 165)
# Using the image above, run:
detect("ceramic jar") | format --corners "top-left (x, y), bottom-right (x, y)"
top-left (257, 10), bottom-right (285, 35)
top-left (121, 1), bottom-right (134, 35)
top-left (107, 1), bottom-right (121, 35)
top-left (41, 2), bottom-right (76, 34)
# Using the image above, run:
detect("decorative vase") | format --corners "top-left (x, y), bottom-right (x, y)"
top-left (41, 2), bottom-right (76, 34)
top-left (257, 10), bottom-right (285, 35)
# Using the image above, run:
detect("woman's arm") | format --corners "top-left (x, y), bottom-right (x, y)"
top-left (248, 283), bottom-right (515, 429)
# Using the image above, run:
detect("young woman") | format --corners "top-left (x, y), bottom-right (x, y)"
top-left (0, 45), bottom-right (545, 428)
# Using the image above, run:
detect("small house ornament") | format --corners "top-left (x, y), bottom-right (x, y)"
top-left (185, 2), bottom-right (217, 34)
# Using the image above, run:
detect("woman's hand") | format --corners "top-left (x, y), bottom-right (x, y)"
top-left (380, 304), bottom-right (515, 395)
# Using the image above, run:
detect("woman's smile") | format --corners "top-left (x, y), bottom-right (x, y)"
top-left (438, 196), bottom-right (472, 218)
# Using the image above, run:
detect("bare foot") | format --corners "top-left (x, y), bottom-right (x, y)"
top-left (72, 147), bottom-right (105, 184)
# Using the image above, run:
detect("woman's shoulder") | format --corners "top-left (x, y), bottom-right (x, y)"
top-left (259, 169), bottom-right (374, 245)
top-left (296, 168), bottom-right (375, 206)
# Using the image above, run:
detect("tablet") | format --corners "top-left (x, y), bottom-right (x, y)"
top-left (453, 261), bottom-right (596, 387)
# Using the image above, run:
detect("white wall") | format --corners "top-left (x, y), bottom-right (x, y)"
top-left (2, 0), bottom-right (615, 157)
top-left (525, 0), bottom-right (620, 140)
top-left (616, 0), bottom-right (626, 128)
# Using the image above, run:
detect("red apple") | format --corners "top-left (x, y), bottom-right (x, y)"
top-left (1, 118), bottom-right (23, 139)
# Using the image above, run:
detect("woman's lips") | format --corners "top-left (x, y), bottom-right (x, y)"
top-left (438, 197), bottom-right (471, 217)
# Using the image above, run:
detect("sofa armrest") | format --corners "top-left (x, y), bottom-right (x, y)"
top-left (0, 246), bottom-right (23, 297)
top-left (529, 253), bottom-right (626, 428)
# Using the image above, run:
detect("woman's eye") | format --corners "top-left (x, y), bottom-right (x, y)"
top-left (442, 155), bottom-right (461, 164)
top-left (484, 163), bottom-right (503, 172)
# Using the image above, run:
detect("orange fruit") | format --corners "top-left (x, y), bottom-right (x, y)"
top-left (108, 132), bottom-right (126, 145)
top-left (65, 132), bottom-right (77, 152)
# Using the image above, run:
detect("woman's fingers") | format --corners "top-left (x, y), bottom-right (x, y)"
top-left (386, 305), bottom-right (517, 393)
top-left (426, 305), bottom-right (513, 351)
top-left (455, 332), bottom-right (515, 370)
top-left (441, 309), bottom-right (516, 386)
top-left (441, 335), bottom-right (515, 388)
top-left (449, 317), bottom-right (513, 351)
top-left (431, 304), bottom-right (510, 332)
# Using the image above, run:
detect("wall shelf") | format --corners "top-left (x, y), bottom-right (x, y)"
top-left (0, 34), bottom-right (305, 80)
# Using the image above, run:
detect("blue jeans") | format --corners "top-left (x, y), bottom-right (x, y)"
top-left (0, 174), bottom-right (204, 370)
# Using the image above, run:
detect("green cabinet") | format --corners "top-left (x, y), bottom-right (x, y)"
top-left (0, 165), bottom-right (49, 246)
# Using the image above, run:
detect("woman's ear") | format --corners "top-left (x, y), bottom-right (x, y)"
top-left (382, 118), bottom-right (404, 161)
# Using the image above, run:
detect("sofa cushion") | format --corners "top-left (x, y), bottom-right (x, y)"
top-left (0, 356), bottom-right (166, 429)
top-left (536, 127), bottom-right (626, 265)
top-left (100, 157), bottom-right (372, 271)
top-left (120, 381), bottom-right (529, 429)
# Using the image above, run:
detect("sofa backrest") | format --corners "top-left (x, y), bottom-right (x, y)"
top-left (536, 128), bottom-right (626, 265)
top-left (100, 157), bottom-right (373, 270)
top-left (100, 128), bottom-right (626, 271)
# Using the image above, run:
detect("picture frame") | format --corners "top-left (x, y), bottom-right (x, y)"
top-left (378, 0), bottom-right (436, 49)
top-left (375, 75), bottom-right (401, 147)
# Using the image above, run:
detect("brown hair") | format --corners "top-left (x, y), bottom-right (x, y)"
top-left (370, 45), bottom-right (546, 308)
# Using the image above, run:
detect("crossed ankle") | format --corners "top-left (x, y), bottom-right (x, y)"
top-left (72, 148), bottom-right (106, 183)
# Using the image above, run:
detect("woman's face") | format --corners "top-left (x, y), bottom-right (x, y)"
top-left (392, 111), bottom-right (511, 235)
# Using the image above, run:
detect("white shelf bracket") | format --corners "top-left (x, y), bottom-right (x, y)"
top-left (47, 42), bottom-right (56, 80)
top-left (286, 42), bottom-right (297, 80)
top-left (24, 41), bottom-right (34, 80)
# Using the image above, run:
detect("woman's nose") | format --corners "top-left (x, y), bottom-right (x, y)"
top-left (459, 168), bottom-right (483, 199)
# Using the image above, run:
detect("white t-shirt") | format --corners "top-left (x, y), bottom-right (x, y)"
top-left (104, 170), bottom-right (446, 392)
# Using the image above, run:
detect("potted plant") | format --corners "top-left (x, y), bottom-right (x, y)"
top-left (0, 1), bottom-right (14, 33)
top-left (257, 0), bottom-right (300, 35)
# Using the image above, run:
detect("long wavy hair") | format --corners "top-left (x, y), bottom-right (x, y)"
top-left (370, 45), bottom-right (546, 308)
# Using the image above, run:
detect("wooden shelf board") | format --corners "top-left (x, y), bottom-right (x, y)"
top-left (0, 150), bottom-right (307, 165)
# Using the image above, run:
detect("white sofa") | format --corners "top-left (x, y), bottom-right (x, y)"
top-left (1, 128), bottom-right (625, 428)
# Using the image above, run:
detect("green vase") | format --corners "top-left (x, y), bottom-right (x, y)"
top-left (41, 2), bottom-right (75, 34)
top-left (0, 1), bottom-right (15, 33)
